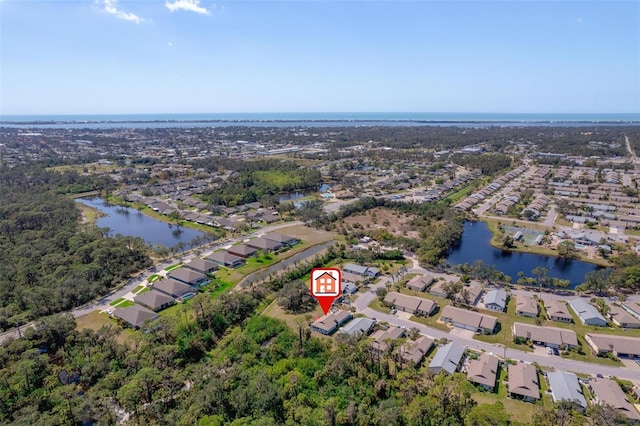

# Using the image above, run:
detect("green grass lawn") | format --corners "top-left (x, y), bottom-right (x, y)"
top-left (148, 274), bottom-right (160, 283)
top-left (109, 298), bottom-right (134, 308)
top-left (471, 366), bottom-right (537, 424)
top-left (474, 297), bottom-right (537, 352)
top-left (134, 286), bottom-right (150, 295)
top-left (221, 253), bottom-right (277, 284)
top-left (441, 183), bottom-right (475, 204)
top-left (164, 263), bottom-right (182, 272)
top-left (368, 298), bottom-right (391, 314)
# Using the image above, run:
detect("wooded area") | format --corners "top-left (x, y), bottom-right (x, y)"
top-left (0, 165), bottom-right (151, 330)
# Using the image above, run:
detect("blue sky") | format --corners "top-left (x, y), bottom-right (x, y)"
top-left (1, 0), bottom-right (638, 114)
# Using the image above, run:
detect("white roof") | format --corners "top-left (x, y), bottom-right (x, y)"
top-left (568, 298), bottom-right (606, 323)
top-left (429, 341), bottom-right (464, 374)
top-left (484, 289), bottom-right (507, 308)
top-left (547, 371), bottom-right (587, 408)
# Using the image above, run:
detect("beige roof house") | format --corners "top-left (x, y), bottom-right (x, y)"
top-left (543, 298), bottom-right (573, 323)
top-left (310, 310), bottom-right (352, 335)
top-left (466, 354), bottom-right (499, 391)
top-left (512, 322), bottom-right (578, 348)
top-left (515, 294), bottom-right (538, 318)
top-left (440, 306), bottom-right (498, 334)
top-left (406, 274), bottom-right (434, 292)
top-left (584, 334), bottom-right (640, 358)
top-left (383, 292), bottom-right (438, 317)
top-left (508, 363), bottom-right (540, 401)
top-left (398, 335), bottom-right (434, 366)
top-left (608, 304), bottom-right (640, 329)
top-left (370, 326), bottom-right (405, 355)
top-left (590, 378), bottom-right (640, 422)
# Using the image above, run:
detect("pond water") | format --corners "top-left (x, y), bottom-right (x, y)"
top-left (77, 198), bottom-right (204, 249)
top-left (445, 221), bottom-right (600, 288)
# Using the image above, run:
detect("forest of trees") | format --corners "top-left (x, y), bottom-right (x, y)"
top-left (196, 159), bottom-right (322, 206)
top-left (0, 165), bottom-right (151, 330)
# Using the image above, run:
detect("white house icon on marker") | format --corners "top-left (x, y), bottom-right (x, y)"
top-left (314, 271), bottom-right (338, 295)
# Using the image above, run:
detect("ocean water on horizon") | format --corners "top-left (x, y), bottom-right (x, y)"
top-left (1, 112), bottom-right (638, 129)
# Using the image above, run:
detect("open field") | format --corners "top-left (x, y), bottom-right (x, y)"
top-left (75, 311), bottom-right (133, 345)
top-left (262, 299), bottom-right (324, 332)
top-left (219, 253), bottom-right (277, 284)
top-left (343, 207), bottom-right (419, 239)
top-left (441, 182), bottom-right (476, 204)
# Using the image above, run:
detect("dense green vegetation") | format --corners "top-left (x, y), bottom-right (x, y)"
top-left (0, 165), bottom-right (151, 330)
top-left (450, 153), bottom-right (513, 176)
top-left (195, 159), bottom-right (322, 206)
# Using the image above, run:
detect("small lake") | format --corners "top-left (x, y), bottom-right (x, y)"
top-left (446, 221), bottom-right (600, 288)
top-left (77, 198), bottom-right (204, 249)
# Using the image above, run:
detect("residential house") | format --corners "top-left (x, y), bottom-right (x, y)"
top-left (428, 342), bottom-right (465, 375)
top-left (543, 298), bottom-right (573, 323)
top-left (339, 317), bottom-right (376, 337)
top-left (429, 280), bottom-right (449, 298)
top-left (342, 272), bottom-right (365, 285)
top-left (584, 334), bottom-right (640, 358)
top-left (508, 363), bottom-right (540, 402)
top-left (483, 289), bottom-right (507, 312)
top-left (184, 258), bottom-right (218, 275)
top-left (264, 232), bottom-right (299, 246)
top-left (456, 282), bottom-right (484, 306)
top-left (206, 251), bottom-right (246, 268)
top-left (343, 263), bottom-right (380, 278)
top-left (589, 378), bottom-right (640, 422)
top-left (226, 244), bottom-right (258, 259)
top-left (342, 282), bottom-right (358, 295)
top-left (466, 354), bottom-right (499, 391)
top-left (370, 326), bottom-right (405, 355)
top-left (383, 292), bottom-right (438, 317)
top-left (169, 267), bottom-right (208, 287)
top-left (547, 371), bottom-right (587, 410)
top-left (406, 274), bottom-right (434, 292)
top-left (608, 304), bottom-right (640, 329)
top-left (246, 237), bottom-right (284, 252)
top-left (568, 298), bottom-right (607, 326)
top-left (622, 303), bottom-right (640, 320)
top-left (512, 323), bottom-right (578, 349)
top-left (398, 336), bottom-right (434, 367)
top-left (310, 310), bottom-right (352, 335)
top-left (515, 294), bottom-right (538, 318)
top-left (134, 290), bottom-right (176, 312)
top-left (153, 278), bottom-right (197, 300)
top-left (113, 305), bottom-right (158, 330)
top-left (440, 306), bottom-right (498, 334)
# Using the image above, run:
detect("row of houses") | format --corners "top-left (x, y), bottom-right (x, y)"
top-left (207, 232), bottom-right (300, 268)
top-left (112, 263), bottom-right (214, 329)
top-left (369, 326), bottom-right (435, 367)
top-left (383, 292), bottom-right (438, 317)
top-left (454, 166), bottom-right (527, 210)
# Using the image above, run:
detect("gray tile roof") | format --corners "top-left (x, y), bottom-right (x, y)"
top-left (113, 305), bottom-right (158, 328)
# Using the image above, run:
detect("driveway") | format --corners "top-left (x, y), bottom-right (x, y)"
top-left (449, 328), bottom-right (475, 339)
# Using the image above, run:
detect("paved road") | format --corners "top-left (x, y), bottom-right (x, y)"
top-left (353, 261), bottom-right (640, 381)
top-left (0, 221), bottom-right (303, 345)
top-left (625, 134), bottom-right (639, 172)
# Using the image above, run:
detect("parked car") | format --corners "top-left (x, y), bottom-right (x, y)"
top-left (546, 347), bottom-right (553, 355)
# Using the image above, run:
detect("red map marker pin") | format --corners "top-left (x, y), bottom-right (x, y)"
top-left (310, 268), bottom-right (342, 315)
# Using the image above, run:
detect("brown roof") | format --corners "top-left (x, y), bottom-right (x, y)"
top-left (370, 326), bottom-right (405, 353)
top-left (310, 310), bottom-right (352, 333)
top-left (512, 323), bottom-right (578, 347)
top-left (113, 305), bottom-right (158, 328)
top-left (590, 378), bottom-right (640, 421)
top-left (585, 334), bottom-right (640, 357)
top-left (608, 304), bottom-right (640, 327)
top-left (406, 274), bottom-right (434, 291)
top-left (508, 363), bottom-right (540, 400)
top-left (398, 336), bottom-right (434, 365)
top-left (543, 298), bottom-right (572, 320)
top-left (466, 354), bottom-right (499, 389)
top-left (383, 292), bottom-right (437, 315)
top-left (515, 294), bottom-right (538, 316)
top-left (440, 306), bottom-right (498, 332)
top-left (134, 289), bottom-right (175, 310)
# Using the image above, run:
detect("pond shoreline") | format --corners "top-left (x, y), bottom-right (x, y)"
top-left (481, 218), bottom-right (612, 267)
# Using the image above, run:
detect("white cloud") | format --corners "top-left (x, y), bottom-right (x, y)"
top-left (165, 0), bottom-right (212, 16)
top-left (98, 0), bottom-right (144, 23)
